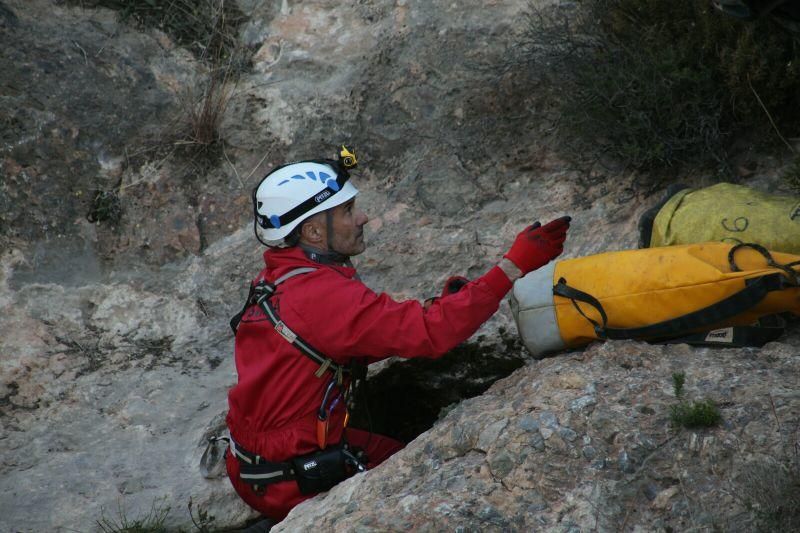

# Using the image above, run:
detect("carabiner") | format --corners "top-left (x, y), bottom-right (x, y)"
top-left (317, 378), bottom-right (338, 421)
top-left (316, 378), bottom-right (338, 449)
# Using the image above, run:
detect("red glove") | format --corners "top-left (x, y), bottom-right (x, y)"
top-left (504, 216), bottom-right (571, 274)
top-left (424, 275), bottom-right (470, 309)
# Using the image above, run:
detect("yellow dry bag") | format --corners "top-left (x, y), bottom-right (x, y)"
top-left (639, 183), bottom-right (800, 254)
top-left (510, 243), bottom-right (800, 358)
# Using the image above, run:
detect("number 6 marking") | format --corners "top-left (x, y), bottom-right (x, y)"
top-left (721, 217), bottom-right (749, 232)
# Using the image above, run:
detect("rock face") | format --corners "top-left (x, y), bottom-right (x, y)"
top-left (276, 337), bottom-right (800, 532)
top-left (1, 0), bottom-right (798, 532)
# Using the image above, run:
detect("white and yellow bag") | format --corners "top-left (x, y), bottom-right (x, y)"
top-left (510, 242), bottom-right (800, 357)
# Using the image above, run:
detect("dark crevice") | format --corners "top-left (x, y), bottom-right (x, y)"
top-left (350, 331), bottom-right (527, 444)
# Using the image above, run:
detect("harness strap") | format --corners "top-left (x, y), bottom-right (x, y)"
top-left (229, 283), bottom-right (256, 334)
top-left (231, 266), bottom-right (348, 380)
top-left (258, 296), bottom-right (346, 379)
top-left (230, 437), bottom-right (367, 494)
top-left (274, 267), bottom-right (318, 285)
top-left (230, 268), bottom-right (318, 334)
top-left (231, 439), bottom-right (296, 486)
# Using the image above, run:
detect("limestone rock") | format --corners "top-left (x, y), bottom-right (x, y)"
top-left (276, 340), bottom-right (800, 532)
top-left (0, 0), bottom-right (797, 531)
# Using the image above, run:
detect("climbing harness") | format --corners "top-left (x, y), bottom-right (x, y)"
top-left (228, 266), bottom-right (369, 493)
top-left (230, 267), bottom-right (349, 380)
top-left (231, 438), bottom-right (366, 495)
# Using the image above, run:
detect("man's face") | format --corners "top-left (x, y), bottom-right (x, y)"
top-left (329, 198), bottom-right (369, 256)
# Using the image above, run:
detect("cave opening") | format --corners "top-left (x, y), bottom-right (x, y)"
top-left (349, 330), bottom-right (529, 444)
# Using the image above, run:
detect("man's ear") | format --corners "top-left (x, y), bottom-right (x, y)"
top-left (300, 214), bottom-right (325, 245)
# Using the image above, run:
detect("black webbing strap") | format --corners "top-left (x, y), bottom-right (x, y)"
top-left (553, 273), bottom-right (788, 341)
top-left (552, 280), bottom-right (608, 336)
top-left (656, 314), bottom-right (786, 348)
top-left (232, 440), bottom-right (296, 486)
top-left (230, 283), bottom-right (256, 334)
top-left (729, 242), bottom-right (800, 285)
top-left (257, 292), bottom-right (346, 380)
top-left (230, 266), bottom-right (347, 380)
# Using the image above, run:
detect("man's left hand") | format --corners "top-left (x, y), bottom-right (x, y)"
top-left (423, 275), bottom-right (470, 309)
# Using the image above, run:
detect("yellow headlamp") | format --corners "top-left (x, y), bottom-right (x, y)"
top-left (339, 145), bottom-right (358, 169)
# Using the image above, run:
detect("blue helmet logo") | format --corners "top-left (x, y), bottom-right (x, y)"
top-left (266, 167), bottom-right (343, 230)
top-left (277, 171), bottom-right (333, 187)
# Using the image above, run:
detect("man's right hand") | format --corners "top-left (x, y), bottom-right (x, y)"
top-left (503, 216), bottom-right (571, 275)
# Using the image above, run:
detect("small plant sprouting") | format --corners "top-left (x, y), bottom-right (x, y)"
top-left (672, 371), bottom-right (686, 398)
top-left (670, 398), bottom-right (722, 429)
top-left (668, 372), bottom-right (722, 429)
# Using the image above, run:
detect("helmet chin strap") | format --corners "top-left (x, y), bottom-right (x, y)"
top-left (298, 209), bottom-right (349, 265)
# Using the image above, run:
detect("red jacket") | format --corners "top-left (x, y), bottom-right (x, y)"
top-left (226, 246), bottom-right (512, 519)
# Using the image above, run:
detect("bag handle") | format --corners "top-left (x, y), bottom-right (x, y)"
top-left (729, 242), bottom-right (800, 285)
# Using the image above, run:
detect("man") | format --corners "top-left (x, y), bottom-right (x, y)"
top-left (225, 148), bottom-right (570, 523)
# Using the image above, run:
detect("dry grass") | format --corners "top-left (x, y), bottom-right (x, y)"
top-left (737, 452), bottom-right (800, 532)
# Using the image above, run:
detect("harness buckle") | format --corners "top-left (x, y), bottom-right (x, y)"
top-left (253, 282), bottom-right (276, 304)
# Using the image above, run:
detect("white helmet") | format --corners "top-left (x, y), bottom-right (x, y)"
top-left (253, 159), bottom-right (359, 247)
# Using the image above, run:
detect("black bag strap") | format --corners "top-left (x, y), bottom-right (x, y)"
top-left (637, 183), bottom-right (689, 248)
top-left (729, 242), bottom-right (800, 285)
top-left (656, 314), bottom-right (786, 348)
top-left (553, 272), bottom-right (788, 341)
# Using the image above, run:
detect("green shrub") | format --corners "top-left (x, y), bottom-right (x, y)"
top-left (518, 0), bottom-right (800, 173)
top-left (672, 371), bottom-right (686, 398)
top-left (66, 0), bottom-right (247, 163)
top-left (87, 189), bottom-right (122, 225)
top-left (175, 63), bottom-right (235, 160)
top-left (667, 371), bottom-right (721, 428)
top-left (670, 398), bottom-right (722, 428)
